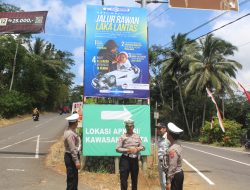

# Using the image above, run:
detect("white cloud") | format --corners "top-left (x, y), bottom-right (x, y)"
top-left (73, 46), bottom-right (84, 58)
top-left (79, 63), bottom-right (84, 80)
top-left (211, 10), bottom-right (250, 90)
top-left (65, 2), bottom-right (86, 35)
top-left (72, 46), bottom-right (84, 85)
top-left (72, 61), bottom-right (84, 86)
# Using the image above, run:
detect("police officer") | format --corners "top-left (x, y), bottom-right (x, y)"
top-left (164, 122), bottom-right (184, 190)
top-left (156, 122), bottom-right (170, 190)
top-left (116, 119), bottom-right (145, 190)
top-left (64, 113), bottom-right (81, 190)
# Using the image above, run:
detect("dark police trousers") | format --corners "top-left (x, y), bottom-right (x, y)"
top-left (119, 154), bottom-right (139, 190)
top-left (64, 153), bottom-right (79, 190)
top-left (171, 170), bottom-right (184, 190)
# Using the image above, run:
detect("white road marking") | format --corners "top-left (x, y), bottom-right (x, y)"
top-left (35, 135), bottom-right (40, 159)
top-left (38, 140), bottom-right (56, 143)
top-left (35, 123), bottom-right (44, 128)
top-left (183, 159), bottom-right (215, 185)
top-left (0, 135), bottom-right (38, 150)
top-left (183, 141), bottom-right (250, 155)
top-left (0, 135), bottom-right (41, 159)
top-left (1, 115), bottom-right (59, 143)
top-left (7, 169), bottom-right (25, 172)
top-left (183, 145), bottom-right (250, 166)
top-left (34, 118), bottom-right (53, 128)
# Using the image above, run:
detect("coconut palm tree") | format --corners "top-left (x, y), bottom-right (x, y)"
top-left (161, 33), bottom-right (198, 138)
top-left (184, 34), bottom-right (242, 127)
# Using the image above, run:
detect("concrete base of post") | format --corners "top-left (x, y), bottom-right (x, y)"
top-left (141, 156), bottom-right (147, 171)
top-left (115, 157), bottom-right (119, 174)
top-left (80, 156), bottom-right (86, 171)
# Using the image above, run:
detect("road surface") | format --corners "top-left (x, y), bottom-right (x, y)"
top-left (0, 113), bottom-right (92, 190)
top-left (182, 141), bottom-right (250, 190)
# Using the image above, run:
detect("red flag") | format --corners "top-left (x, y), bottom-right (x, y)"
top-left (238, 82), bottom-right (250, 104)
top-left (206, 88), bottom-right (225, 132)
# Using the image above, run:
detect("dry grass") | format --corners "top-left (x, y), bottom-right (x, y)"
top-left (0, 114), bottom-right (31, 128)
top-left (45, 137), bottom-right (161, 190)
top-left (45, 137), bottom-right (66, 175)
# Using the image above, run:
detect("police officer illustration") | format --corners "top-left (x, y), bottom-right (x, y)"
top-left (164, 122), bottom-right (184, 190)
top-left (64, 113), bottom-right (81, 190)
top-left (116, 119), bottom-right (145, 190)
top-left (156, 122), bottom-right (170, 190)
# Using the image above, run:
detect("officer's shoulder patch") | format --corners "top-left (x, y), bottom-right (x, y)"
top-left (169, 150), bottom-right (176, 159)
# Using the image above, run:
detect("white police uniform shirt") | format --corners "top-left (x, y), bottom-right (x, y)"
top-left (157, 132), bottom-right (170, 161)
top-left (165, 140), bottom-right (183, 184)
top-left (116, 133), bottom-right (145, 158)
top-left (64, 128), bottom-right (80, 165)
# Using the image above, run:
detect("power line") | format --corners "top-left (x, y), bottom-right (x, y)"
top-left (147, 4), bottom-right (163, 17)
top-left (161, 11), bottom-right (250, 48)
top-left (185, 0), bottom-right (250, 35)
top-left (238, 41), bottom-right (250, 47)
top-left (148, 7), bottom-right (170, 23)
top-left (191, 12), bottom-right (250, 42)
top-left (159, 0), bottom-right (250, 47)
top-left (185, 12), bottom-right (228, 35)
top-left (153, 12), bottom-right (250, 60)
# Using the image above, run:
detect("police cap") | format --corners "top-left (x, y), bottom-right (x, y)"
top-left (124, 119), bottom-right (134, 126)
top-left (65, 113), bottom-right (79, 123)
top-left (155, 122), bottom-right (167, 128)
top-left (167, 122), bottom-right (183, 134)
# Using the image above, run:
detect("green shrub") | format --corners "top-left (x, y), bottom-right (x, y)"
top-left (0, 90), bottom-right (32, 118)
top-left (199, 118), bottom-right (242, 147)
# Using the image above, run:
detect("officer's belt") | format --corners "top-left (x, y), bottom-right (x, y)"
top-left (123, 153), bottom-right (137, 158)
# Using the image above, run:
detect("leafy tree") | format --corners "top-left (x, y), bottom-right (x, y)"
top-left (0, 2), bottom-right (21, 12)
top-left (184, 34), bottom-right (242, 128)
top-left (185, 34), bottom-right (241, 95)
top-left (160, 33), bottom-right (198, 138)
top-left (0, 90), bottom-right (31, 118)
top-left (224, 95), bottom-right (250, 128)
top-left (70, 85), bottom-right (84, 103)
top-left (23, 38), bottom-right (75, 111)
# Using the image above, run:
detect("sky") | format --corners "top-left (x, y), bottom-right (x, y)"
top-left (4, 0), bottom-right (250, 91)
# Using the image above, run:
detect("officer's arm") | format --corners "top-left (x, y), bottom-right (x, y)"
top-left (116, 136), bottom-right (129, 153)
top-left (166, 150), bottom-right (178, 185)
top-left (137, 136), bottom-right (145, 152)
top-left (67, 135), bottom-right (80, 165)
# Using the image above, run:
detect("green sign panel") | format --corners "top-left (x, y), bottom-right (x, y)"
top-left (82, 104), bottom-right (151, 156)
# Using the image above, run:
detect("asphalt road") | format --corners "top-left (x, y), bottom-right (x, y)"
top-left (182, 141), bottom-right (250, 190)
top-left (2, 114), bottom-right (249, 190)
top-left (0, 113), bottom-right (92, 190)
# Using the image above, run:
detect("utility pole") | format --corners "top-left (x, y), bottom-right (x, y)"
top-left (9, 37), bottom-right (20, 91)
top-left (141, 0), bottom-right (147, 7)
top-left (135, 0), bottom-right (169, 7)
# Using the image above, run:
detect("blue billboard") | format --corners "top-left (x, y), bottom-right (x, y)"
top-left (84, 5), bottom-right (149, 99)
